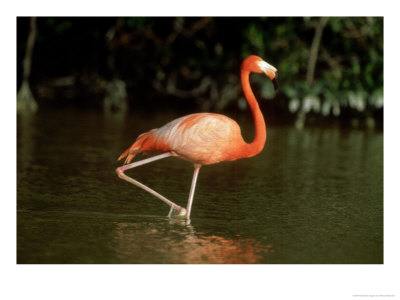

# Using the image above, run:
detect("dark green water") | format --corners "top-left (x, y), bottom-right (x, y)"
top-left (17, 108), bottom-right (383, 263)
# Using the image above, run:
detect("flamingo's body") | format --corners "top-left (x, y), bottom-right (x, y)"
top-left (116, 55), bottom-right (278, 222)
top-left (119, 113), bottom-right (258, 166)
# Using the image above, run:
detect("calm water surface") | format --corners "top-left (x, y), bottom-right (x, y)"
top-left (17, 108), bottom-right (383, 263)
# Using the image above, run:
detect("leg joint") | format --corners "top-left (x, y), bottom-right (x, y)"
top-left (116, 167), bottom-right (125, 178)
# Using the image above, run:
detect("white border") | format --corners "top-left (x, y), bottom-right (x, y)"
top-left (2, 1), bottom-right (399, 299)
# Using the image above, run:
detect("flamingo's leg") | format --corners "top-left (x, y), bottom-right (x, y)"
top-left (116, 152), bottom-right (186, 217)
top-left (185, 165), bottom-right (201, 222)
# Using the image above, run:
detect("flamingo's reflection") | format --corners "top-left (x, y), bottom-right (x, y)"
top-left (111, 218), bottom-right (274, 264)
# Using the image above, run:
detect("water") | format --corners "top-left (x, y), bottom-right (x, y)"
top-left (17, 108), bottom-right (383, 263)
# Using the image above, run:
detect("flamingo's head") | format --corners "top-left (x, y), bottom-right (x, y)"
top-left (241, 55), bottom-right (278, 90)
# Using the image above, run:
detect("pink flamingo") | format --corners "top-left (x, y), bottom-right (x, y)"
top-left (116, 55), bottom-right (278, 221)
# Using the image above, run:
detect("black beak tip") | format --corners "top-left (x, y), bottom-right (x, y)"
top-left (272, 74), bottom-right (279, 91)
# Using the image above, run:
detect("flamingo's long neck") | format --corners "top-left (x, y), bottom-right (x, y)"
top-left (240, 70), bottom-right (267, 158)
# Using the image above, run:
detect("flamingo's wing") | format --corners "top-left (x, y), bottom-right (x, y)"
top-left (118, 113), bottom-right (242, 165)
top-left (117, 114), bottom-right (196, 164)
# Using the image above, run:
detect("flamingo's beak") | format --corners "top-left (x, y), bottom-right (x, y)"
top-left (257, 60), bottom-right (278, 91)
top-left (272, 73), bottom-right (279, 91)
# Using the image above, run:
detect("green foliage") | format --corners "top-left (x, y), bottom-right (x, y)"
top-left (244, 17), bottom-right (383, 126)
top-left (18, 17), bottom-right (383, 126)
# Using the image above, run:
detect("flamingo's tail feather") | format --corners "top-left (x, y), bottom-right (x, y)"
top-left (117, 129), bottom-right (156, 164)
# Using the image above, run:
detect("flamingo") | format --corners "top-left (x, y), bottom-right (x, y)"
top-left (116, 55), bottom-right (278, 222)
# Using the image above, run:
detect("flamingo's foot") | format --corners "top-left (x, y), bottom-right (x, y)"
top-left (168, 206), bottom-right (187, 218)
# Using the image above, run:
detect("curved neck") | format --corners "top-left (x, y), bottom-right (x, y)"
top-left (240, 70), bottom-right (267, 157)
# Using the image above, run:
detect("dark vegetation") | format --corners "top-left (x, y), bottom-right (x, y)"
top-left (17, 17), bottom-right (383, 129)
